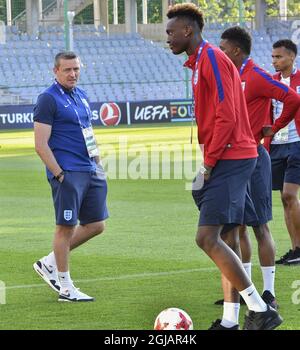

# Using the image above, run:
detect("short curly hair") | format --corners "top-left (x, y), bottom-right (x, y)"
top-left (167, 3), bottom-right (204, 32)
top-left (221, 26), bottom-right (252, 55)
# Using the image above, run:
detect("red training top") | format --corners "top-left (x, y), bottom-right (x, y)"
top-left (240, 59), bottom-right (300, 144)
top-left (271, 69), bottom-right (300, 135)
top-left (184, 42), bottom-right (257, 168)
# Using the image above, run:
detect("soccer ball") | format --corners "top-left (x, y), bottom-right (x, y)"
top-left (154, 308), bottom-right (193, 330)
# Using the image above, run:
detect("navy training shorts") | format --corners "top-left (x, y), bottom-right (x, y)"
top-left (192, 158), bottom-right (257, 226)
top-left (245, 145), bottom-right (272, 226)
top-left (270, 141), bottom-right (300, 191)
top-left (48, 169), bottom-right (108, 226)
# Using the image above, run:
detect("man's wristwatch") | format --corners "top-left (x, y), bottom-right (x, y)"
top-left (55, 171), bottom-right (64, 181)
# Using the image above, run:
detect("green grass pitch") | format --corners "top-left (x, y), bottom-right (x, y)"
top-left (0, 124), bottom-right (299, 330)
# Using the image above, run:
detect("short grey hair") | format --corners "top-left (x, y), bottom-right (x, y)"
top-left (54, 51), bottom-right (79, 68)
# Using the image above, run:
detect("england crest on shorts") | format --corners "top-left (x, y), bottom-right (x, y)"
top-left (64, 210), bottom-right (72, 221)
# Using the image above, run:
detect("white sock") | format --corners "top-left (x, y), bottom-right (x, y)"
top-left (220, 302), bottom-right (240, 328)
top-left (58, 271), bottom-right (72, 290)
top-left (243, 262), bottom-right (252, 280)
top-left (45, 252), bottom-right (56, 267)
top-left (261, 266), bottom-right (276, 296)
top-left (239, 284), bottom-right (267, 312)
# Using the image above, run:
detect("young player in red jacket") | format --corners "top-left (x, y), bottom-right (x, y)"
top-left (214, 27), bottom-right (300, 329)
top-left (264, 40), bottom-right (300, 266)
top-left (166, 3), bottom-right (282, 330)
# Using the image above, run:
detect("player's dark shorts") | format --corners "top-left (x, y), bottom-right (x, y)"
top-left (48, 169), bottom-right (108, 226)
top-left (245, 145), bottom-right (272, 226)
top-left (192, 158), bottom-right (257, 226)
top-left (270, 141), bottom-right (300, 191)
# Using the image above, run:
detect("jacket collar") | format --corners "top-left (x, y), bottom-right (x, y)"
top-left (54, 79), bottom-right (76, 95)
top-left (183, 41), bottom-right (208, 70)
top-left (241, 57), bottom-right (253, 73)
top-left (276, 67), bottom-right (297, 80)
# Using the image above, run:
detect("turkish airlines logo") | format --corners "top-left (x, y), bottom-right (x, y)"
top-left (99, 103), bottom-right (121, 126)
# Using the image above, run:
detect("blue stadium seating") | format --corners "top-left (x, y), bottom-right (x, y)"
top-left (0, 22), bottom-right (299, 105)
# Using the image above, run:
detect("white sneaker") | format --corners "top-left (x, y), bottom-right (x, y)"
top-left (58, 286), bottom-right (94, 302)
top-left (33, 256), bottom-right (61, 293)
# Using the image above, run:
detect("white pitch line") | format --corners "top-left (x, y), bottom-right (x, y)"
top-left (4, 267), bottom-right (217, 290)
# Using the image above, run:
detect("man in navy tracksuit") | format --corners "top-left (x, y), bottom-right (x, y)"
top-left (33, 51), bottom-right (108, 302)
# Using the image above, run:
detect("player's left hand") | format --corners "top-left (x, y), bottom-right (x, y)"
top-left (203, 164), bottom-right (213, 181)
top-left (262, 125), bottom-right (274, 137)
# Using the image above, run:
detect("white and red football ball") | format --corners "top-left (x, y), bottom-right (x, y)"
top-left (154, 308), bottom-right (193, 330)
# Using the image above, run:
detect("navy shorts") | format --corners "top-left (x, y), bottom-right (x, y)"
top-left (270, 141), bottom-right (300, 191)
top-left (245, 145), bottom-right (272, 226)
top-left (192, 158), bottom-right (257, 226)
top-left (48, 169), bottom-right (108, 226)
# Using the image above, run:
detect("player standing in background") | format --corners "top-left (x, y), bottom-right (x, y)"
top-left (166, 3), bottom-right (282, 330)
top-left (214, 27), bottom-right (300, 328)
top-left (264, 40), bottom-right (300, 266)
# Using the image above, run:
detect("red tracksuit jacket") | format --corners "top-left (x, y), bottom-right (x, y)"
top-left (263, 69), bottom-right (300, 151)
top-left (271, 69), bottom-right (300, 134)
top-left (240, 59), bottom-right (300, 144)
top-left (184, 42), bottom-right (257, 168)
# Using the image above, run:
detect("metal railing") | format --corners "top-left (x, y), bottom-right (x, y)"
top-left (12, 0), bottom-right (58, 31)
top-left (42, 1), bottom-right (58, 18)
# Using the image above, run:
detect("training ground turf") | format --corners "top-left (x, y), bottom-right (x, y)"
top-left (0, 124), bottom-right (299, 330)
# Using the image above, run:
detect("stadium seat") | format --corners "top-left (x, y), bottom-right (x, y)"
top-left (1, 21), bottom-right (299, 103)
